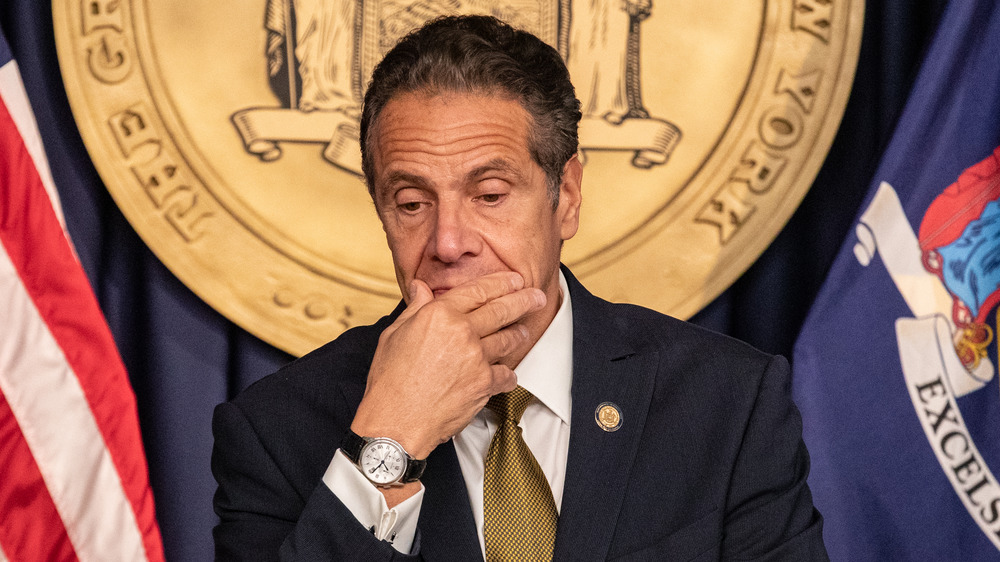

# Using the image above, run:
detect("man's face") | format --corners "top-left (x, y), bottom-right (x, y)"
top-left (370, 91), bottom-right (582, 330)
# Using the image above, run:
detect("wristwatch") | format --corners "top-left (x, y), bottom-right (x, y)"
top-left (342, 429), bottom-right (427, 487)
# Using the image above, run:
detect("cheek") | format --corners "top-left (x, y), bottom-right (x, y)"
top-left (483, 230), bottom-right (557, 282)
top-left (384, 227), bottom-right (423, 271)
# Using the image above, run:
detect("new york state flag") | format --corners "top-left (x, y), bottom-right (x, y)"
top-left (793, 1), bottom-right (1000, 559)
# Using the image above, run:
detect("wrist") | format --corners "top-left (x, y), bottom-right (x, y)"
top-left (379, 481), bottom-right (422, 509)
top-left (349, 419), bottom-right (436, 460)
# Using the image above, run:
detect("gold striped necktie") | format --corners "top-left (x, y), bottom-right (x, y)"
top-left (483, 386), bottom-right (558, 561)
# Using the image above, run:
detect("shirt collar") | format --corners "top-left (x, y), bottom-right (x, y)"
top-left (513, 270), bottom-right (573, 425)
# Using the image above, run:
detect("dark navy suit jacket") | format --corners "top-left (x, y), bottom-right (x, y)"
top-left (212, 268), bottom-right (827, 560)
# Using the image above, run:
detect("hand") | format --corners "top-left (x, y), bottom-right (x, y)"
top-left (350, 271), bottom-right (546, 461)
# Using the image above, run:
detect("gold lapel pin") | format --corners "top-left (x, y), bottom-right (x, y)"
top-left (595, 402), bottom-right (622, 432)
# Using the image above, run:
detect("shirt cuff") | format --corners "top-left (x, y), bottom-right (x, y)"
top-left (323, 449), bottom-right (424, 554)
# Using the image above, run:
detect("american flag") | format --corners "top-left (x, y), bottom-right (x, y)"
top-left (0, 26), bottom-right (164, 561)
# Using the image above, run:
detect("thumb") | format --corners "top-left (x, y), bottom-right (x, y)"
top-left (406, 279), bottom-right (434, 310)
top-left (384, 279), bottom-right (435, 337)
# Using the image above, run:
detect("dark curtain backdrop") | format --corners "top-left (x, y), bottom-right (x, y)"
top-left (0, 1), bottom-right (948, 559)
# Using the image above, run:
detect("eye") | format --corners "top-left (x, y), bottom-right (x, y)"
top-left (475, 184), bottom-right (508, 205)
top-left (393, 187), bottom-right (429, 214)
top-left (474, 175), bottom-right (511, 205)
top-left (398, 201), bottom-right (423, 213)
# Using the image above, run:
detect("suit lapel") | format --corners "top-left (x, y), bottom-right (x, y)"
top-left (553, 270), bottom-right (659, 561)
top-left (417, 440), bottom-right (481, 560)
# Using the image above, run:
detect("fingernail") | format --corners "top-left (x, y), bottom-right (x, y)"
top-left (534, 289), bottom-right (546, 307)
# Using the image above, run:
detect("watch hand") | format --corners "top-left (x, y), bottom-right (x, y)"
top-left (370, 460), bottom-right (387, 474)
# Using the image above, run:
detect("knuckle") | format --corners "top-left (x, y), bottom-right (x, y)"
top-left (468, 282), bottom-right (491, 304)
top-left (420, 300), bottom-right (452, 324)
top-left (487, 302), bottom-right (512, 328)
top-left (468, 339), bottom-right (486, 361)
top-left (497, 327), bottom-right (520, 355)
top-left (485, 324), bottom-right (525, 359)
top-left (476, 369), bottom-right (495, 391)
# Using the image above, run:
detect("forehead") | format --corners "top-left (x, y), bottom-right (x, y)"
top-left (370, 91), bottom-right (533, 176)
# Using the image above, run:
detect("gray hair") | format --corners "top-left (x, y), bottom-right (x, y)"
top-left (360, 15), bottom-right (581, 207)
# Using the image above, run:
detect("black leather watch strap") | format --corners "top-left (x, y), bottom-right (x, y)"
top-left (402, 453), bottom-right (427, 483)
top-left (341, 428), bottom-right (366, 465)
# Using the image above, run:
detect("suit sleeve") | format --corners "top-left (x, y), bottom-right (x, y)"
top-left (721, 355), bottom-right (829, 561)
top-left (211, 401), bottom-right (420, 561)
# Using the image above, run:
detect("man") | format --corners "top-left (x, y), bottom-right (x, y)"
top-left (212, 15), bottom-right (827, 561)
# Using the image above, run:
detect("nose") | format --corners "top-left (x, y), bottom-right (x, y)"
top-left (427, 201), bottom-right (480, 263)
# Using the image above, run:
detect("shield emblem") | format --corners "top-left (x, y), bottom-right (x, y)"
top-left (235, 0), bottom-right (679, 176)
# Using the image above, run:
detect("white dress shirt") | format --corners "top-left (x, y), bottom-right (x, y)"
top-left (323, 272), bottom-right (575, 556)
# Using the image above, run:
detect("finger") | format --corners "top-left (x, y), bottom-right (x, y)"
top-left (489, 364), bottom-right (518, 394)
top-left (437, 271), bottom-right (525, 312)
top-left (382, 279), bottom-right (434, 339)
top-left (398, 279), bottom-right (434, 320)
top-left (468, 287), bottom-right (546, 337)
top-left (407, 279), bottom-right (434, 309)
top-left (480, 322), bottom-right (531, 363)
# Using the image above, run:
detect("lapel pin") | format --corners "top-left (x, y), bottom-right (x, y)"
top-left (595, 402), bottom-right (622, 432)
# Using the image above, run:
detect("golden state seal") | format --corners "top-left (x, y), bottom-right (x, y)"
top-left (54, 0), bottom-right (863, 355)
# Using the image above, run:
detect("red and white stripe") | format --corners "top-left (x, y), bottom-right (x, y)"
top-left (0, 50), bottom-right (164, 561)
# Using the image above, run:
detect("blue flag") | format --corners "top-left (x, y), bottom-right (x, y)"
top-left (793, 1), bottom-right (1000, 559)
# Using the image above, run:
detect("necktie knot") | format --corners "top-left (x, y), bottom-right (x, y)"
top-left (486, 386), bottom-right (534, 423)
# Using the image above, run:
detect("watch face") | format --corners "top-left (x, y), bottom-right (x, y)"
top-left (360, 438), bottom-right (406, 485)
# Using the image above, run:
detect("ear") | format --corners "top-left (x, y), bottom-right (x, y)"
top-left (557, 154), bottom-right (583, 241)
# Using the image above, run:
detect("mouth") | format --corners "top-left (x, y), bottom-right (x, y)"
top-left (419, 267), bottom-right (516, 299)
top-left (430, 286), bottom-right (452, 298)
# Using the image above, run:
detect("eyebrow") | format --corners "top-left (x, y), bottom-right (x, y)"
top-left (380, 158), bottom-right (526, 191)
top-left (381, 171), bottom-right (431, 190)
top-left (467, 158), bottom-right (525, 184)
